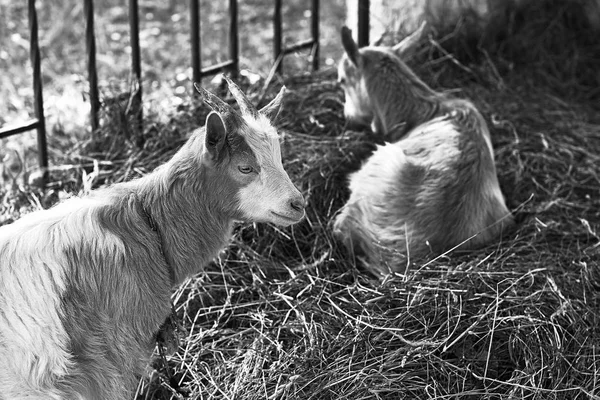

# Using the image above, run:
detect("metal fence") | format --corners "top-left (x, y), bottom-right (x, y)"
top-left (0, 0), bottom-right (371, 180)
top-left (0, 0), bottom-right (48, 179)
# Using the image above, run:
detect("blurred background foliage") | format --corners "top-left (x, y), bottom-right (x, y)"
top-left (0, 0), bottom-right (345, 143)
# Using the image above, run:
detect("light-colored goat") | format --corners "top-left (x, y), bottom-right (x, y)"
top-left (333, 25), bottom-right (514, 275)
top-left (0, 77), bottom-right (305, 400)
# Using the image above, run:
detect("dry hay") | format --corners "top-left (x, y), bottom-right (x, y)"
top-left (1, 0), bottom-right (600, 398)
top-left (136, 70), bottom-right (599, 399)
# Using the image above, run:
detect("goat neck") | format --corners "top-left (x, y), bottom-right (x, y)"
top-left (365, 55), bottom-right (441, 139)
top-left (131, 135), bottom-right (236, 286)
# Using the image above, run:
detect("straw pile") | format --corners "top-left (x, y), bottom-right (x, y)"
top-left (1, 0), bottom-right (599, 398)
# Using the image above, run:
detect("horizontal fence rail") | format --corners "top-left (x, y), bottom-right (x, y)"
top-left (1, 1), bottom-right (372, 185)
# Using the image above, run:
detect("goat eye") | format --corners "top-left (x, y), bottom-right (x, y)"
top-left (339, 77), bottom-right (346, 85)
top-left (238, 165), bottom-right (254, 174)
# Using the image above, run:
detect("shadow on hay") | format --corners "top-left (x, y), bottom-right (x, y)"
top-left (421, 0), bottom-right (600, 102)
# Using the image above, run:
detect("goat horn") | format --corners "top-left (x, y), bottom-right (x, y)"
top-left (193, 82), bottom-right (232, 114)
top-left (222, 75), bottom-right (258, 118)
top-left (259, 86), bottom-right (286, 121)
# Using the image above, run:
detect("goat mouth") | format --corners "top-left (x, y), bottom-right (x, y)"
top-left (270, 211), bottom-right (304, 225)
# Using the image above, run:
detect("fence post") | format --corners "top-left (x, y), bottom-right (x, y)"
top-left (311, 0), bottom-right (319, 70)
top-left (358, 0), bottom-right (369, 47)
top-left (190, 0), bottom-right (201, 84)
top-left (229, 0), bottom-right (239, 78)
top-left (28, 0), bottom-right (48, 181)
top-left (273, 0), bottom-right (283, 74)
top-left (129, 0), bottom-right (143, 131)
top-left (84, 0), bottom-right (99, 133)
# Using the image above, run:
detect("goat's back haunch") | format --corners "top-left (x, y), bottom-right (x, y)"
top-left (334, 26), bottom-right (514, 275)
top-left (0, 78), bottom-right (304, 400)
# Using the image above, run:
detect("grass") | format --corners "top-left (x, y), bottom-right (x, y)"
top-left (2, 0), bottom-right (600, 399)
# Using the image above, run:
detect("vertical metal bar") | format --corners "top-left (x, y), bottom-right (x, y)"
top-left (84, 0), bottom-right (99, 133)
top-left (129, 0), bottom-right (142, 126)
top-left (28, 0), bottom-right (47, 180)
top-left (228, 0), bottom-right (238, 78)
top-left (190, 0), bottom-right (201, 83)
top-left (273, 0), bottom-right (282, 74)
top-left (311, 0), bottom-right (319, 71)
top-left (358, 0), bottom-right (369, 47)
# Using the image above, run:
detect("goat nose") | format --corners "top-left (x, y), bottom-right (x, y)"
top-left (290, 197), bottom-right (305, 212)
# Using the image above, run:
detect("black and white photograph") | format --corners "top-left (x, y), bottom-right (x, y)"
top-left (1, 0), bottom-right (599, 398)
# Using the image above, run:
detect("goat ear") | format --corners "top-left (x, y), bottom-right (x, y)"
top-left (393, 21), bottom-right (427, 58)
top-left (341, 26), bottom-right (360, 65)
top-left (259, 86), bottom-right (286, 121)
top-left (204, 112), bottom-right (227, 162)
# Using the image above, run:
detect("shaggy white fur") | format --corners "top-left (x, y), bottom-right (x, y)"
top-left (334, 26), bottom-right (514, 275)
top-left (0, 80), bottom-right (304, 399)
